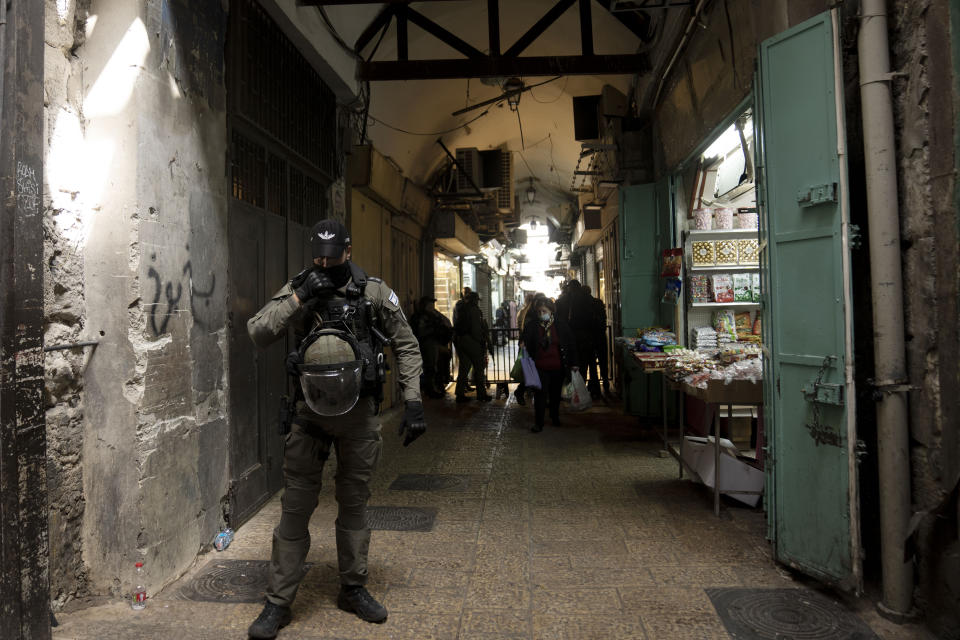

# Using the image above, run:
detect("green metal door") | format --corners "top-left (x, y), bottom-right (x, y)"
top-left (620, 183), bottom-right (662, 417)
top-left (619, 184), bottom-right (659, 337)
top-left (757, 9), bottom-right (860, 589)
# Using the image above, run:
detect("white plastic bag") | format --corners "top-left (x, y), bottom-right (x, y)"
top-left (568, 370), bottom-right (592, 411)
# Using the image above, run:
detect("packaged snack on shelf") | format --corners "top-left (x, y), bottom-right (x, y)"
top-left (712, 309), bottom-right (737, 342)
top-left (733, 273), bottom-right (752, 302)
top-left (752, 316), bottom-right (762, 336)
top-left (688, 274), bottom-right (710, 303)
top-left (693, 208), bottom-right (713, 230)
top-left (752, 273), bottom-right (761, 302)
top-left (714, 208), bottom-right (735, 229)
top-left (662, 277), bottom-right (682, 304)
top-left (710, 274), bottom-right (734, 303)
top-left (735, 312), bottom-right (752, 331)
top-left (660, 248), bottom-right (683, 277)
top-left (737, 211), bottom-right (759, 229)
top-left (639, 327), bottom-right (678, 348)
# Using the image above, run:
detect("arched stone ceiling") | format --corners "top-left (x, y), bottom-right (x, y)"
top-left (326, 1), bottom-right (648, 215)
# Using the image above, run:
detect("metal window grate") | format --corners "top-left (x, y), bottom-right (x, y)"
top-left (266, 153), bottom-right (286, 217)
top-left (231, 0), bottom-right (337, 178)
top-left (228, 0), bottom-right (338, 223)
top-left (289, 167), bottom-right (324, 227)
top-left (231, 130), bottom-right (265, 207)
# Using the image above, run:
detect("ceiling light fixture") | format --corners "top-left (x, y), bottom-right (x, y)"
top-left (504, 77), bottom-right (523, 111)
top-left (525, 177), bottom-right (536, 204)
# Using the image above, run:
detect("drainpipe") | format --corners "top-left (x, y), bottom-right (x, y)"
top-left (0, 0), bottom-right (7, 147)
top-left (651, 0), bottom-right (709, 109)
top-left (857, 0), bottom-right (913, 620)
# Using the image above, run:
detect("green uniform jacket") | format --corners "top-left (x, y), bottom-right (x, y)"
top-left (247, 269), bottom-right (423, 404)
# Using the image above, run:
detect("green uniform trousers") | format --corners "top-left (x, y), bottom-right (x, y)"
top-left (266, 396), bottom-right (382, 607)
top-left (454, 336), bottom-right (485, 397)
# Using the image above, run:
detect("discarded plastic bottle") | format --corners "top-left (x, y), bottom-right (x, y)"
top-left (131, 562), bottom-right (147, 610)
top-left (214, 528), bottom-right (234, 551)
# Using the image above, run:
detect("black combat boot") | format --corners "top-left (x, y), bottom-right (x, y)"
top-left (248, 601), bottom-right (292, 639)
top-left (337, 585), bottom-right (388, 623)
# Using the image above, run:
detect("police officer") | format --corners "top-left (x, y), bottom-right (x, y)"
top-left (246, 219), bottom-right (426, 639)
top-left (454, 291), bottom-right (492, 402)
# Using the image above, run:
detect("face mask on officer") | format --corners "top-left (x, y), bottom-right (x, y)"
top-left (540, 310), bottom-right (552, 323)
top-left (318, 260), bottom-right (351, 288)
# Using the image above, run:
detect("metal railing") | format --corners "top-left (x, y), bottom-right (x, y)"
top-left (449, 326), bottom-right (618, 390)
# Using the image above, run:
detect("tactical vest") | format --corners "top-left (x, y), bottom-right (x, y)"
top-left (292, 262), bottom-right (384, 396)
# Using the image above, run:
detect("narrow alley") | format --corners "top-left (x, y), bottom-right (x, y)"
top-left (51, 395), bottom-right (921, 640)
top-left (3, 1), bottom-right (958, 639)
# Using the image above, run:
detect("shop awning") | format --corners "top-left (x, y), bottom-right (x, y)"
top-left (435, 210), bottom-right (480, 256)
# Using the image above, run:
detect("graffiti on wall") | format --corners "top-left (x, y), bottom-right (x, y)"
top-left (147, 245), bottom-right (216, 336)
top-left (17, 162), bottom-right (40, 213)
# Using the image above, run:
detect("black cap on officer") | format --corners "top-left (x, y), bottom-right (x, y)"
top-left (311, 220), bottom-right (351, 259)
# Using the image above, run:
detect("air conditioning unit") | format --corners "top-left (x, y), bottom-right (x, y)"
top-left (455, 147), bottom-right (482, 193)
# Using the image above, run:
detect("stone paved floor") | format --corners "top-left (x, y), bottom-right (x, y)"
top-left (53, 390), bottom-right (932, 639)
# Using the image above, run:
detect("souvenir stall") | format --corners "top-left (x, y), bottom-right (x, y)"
top-left (618, 107), bottom-right (766, 515)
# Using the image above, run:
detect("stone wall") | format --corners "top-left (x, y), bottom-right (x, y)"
top-left (43, 0), bottom-right (231, 605)
top-left (43, 0), bottom-right (93, 608)
top-left (651, 0), bottom-right (832, 172)
top-left (889, 0), bottom-right (960, 635)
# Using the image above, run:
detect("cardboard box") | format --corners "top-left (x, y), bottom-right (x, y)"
top-left (681, 436), bottom-right (764, 507)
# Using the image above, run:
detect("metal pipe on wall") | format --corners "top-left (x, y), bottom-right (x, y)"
top-left (652, 0), bottom-right (709, 109)
top-left (0, 0), bottom-right (8, 148)
top-left (857, 0), bottom-right (914, 620)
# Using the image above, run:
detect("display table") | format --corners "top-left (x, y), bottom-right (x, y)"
top-left (627, 352), bottom-right (673, 455)
top-left (664, 377), bottom-right (764, 516)
top-left (622, 348), bottom-right (671, 419)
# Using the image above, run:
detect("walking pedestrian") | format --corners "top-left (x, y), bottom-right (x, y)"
top-left (245, 219), bottom-right (426, 638)
top-left (521, 298), bottom-right (577, 432)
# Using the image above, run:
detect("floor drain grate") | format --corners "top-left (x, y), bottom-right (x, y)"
top-left (389, 474), bottom-right (477, 492)
top-left (174, 560), bottom-right (311, 604)
top-left (365, 506), bottom-right (436, 531)
top-left (706, 588), bottom-right (878, 639)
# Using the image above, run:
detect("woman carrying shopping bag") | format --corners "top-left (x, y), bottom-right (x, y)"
top-left (521, 299), bottom-right (577, 433)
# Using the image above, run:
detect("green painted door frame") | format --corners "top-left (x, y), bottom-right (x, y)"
top-left (757, 9), bottom-right (861, 590)
top-left (619, 181), bottom-right (674, 417)
top-left (620, 184), bottom-right (659, 338)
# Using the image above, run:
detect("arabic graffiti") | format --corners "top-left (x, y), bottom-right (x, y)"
top-left (147, 245), bottom-right (216, 336)
top-left (16, 162), bottom-right (39, 213)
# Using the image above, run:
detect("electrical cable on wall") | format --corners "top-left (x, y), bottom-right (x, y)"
top-left (528, 76), bottom-right (569, 104)
top-left (516, 108), bottom-right (526, 150)
top-left (367, 108), bottom-right (492, 136)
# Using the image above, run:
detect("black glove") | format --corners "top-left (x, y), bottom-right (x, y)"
top-left (286, 350), bottom-right (300, 377)
top-left (398, 400), bottom-right (426, 447)
top-left (294, 269), bottom-right (335, 303)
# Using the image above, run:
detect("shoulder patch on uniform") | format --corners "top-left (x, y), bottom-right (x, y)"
top-left (388, 290), bottom-right (400, 307)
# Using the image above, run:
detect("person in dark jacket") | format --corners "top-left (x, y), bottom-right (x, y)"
top-left (521, 298), bottom-right (577, 432)
top-left (454, 291), bottom-right (492, 402)
top-left (414, 296), bottom-right (453, 397)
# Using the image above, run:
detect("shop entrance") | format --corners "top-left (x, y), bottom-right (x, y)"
top-left (635, 7), bottom-right (860, 593)
top-left (757, 9), bottom-right (860, 589)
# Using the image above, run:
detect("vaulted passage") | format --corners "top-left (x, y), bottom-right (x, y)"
top-left (51, 398), bottom-right (909, 639)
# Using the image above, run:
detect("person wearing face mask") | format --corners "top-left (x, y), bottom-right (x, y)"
top-left (245, 219), bottom-right (426, 638)
top-left (521, 298), bottom-right (577, 432)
